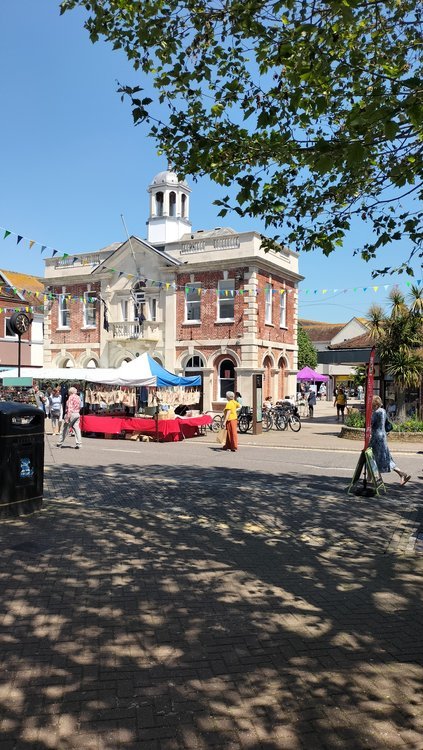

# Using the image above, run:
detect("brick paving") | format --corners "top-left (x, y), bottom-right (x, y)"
top-left (0, 432), bottom-right (422, 750)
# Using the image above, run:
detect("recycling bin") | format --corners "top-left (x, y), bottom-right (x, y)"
top-left (0, 402), bottom-right (45, 518)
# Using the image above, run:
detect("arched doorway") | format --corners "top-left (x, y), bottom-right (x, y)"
top-left (278, 356), bottom-right (287, 400)
top-left (263, 355), bottom-right (273, 399)
top-left (218, 358), bottom-right (236, 400)
top-left (184, 354), bottom-right (205, 411)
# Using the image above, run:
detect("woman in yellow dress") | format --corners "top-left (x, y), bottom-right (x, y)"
top-left (222, 391), bottom-right (241, 452)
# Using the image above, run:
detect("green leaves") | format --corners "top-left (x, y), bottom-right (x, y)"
top-left (62, 0), bottom-right (423, 272)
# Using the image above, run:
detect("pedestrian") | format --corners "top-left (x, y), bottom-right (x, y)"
top-left (308, 389), bottom-right (316, 418)
top-left (369, 396), bottom-right (410, 486)
top-left (318, 383), bottom-right (326, 401)
top-left (57, 386), bottom-right (82, 449)
top-left (263, 395), bottom-right (273, 411)
top-left (33, 384), bottom-right (46, 412)
top-left (334, 387), bottom-right (347, 423)
top-left (222, 390), bottom-right (241, 452)
top-left (357, 384), bottom-right (364, 401)
top-left (49, 387), bottom-right (62, 436)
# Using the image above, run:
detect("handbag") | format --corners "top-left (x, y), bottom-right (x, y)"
top-left (385, 418), bottom-right (393, 433)
top-left (216, 427), bottom-right (226, 445)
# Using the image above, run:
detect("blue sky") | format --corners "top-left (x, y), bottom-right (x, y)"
top-left (0, 1), bottom-right (421, 322)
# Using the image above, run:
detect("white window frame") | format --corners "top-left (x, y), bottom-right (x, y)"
top-left (279, 291), bottom-right (287, 328)
top-left (185, 283), bottom-right (201, 323)
top-left (58, 294), bottom-right (71, 328)
top-left (265, 286), bottom-right (273, 325)
top-left (4, 317), bottom-right (18, 339)
top-left (217, 279), bottom-right (235, 321)
top-left (148, 297), bottom-right (158, 322)
top-left (83, 291), bottom-right (97, 328)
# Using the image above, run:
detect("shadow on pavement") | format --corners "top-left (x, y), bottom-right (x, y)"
top-left (0, 461), bottom-right (422, 749)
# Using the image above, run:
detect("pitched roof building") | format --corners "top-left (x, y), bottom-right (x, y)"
top-left (41, 170), bottom-right (303, 410)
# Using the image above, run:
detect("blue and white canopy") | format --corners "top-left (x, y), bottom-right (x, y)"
top-left (2, 353), bottom-right (201, 388)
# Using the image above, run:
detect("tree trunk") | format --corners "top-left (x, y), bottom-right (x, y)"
top-left (395, 389), bottom-right (406, 421)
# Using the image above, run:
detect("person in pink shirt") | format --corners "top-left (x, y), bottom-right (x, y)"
top-left (56, 386), bottom-right (82, 449)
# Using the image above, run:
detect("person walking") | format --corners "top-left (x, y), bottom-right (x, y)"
top-left (334, 387), bottom-right (347, 423)
top-left (57, 386), bottom-right (82, 449)
top-left (222, 390), bottom-right (241, 452)
top-left (49, 387), bottom-right (62, 436)
top-left (308, 389), bottom-right (316, 418)
top-left (369, 396), bottom-right (410, 486)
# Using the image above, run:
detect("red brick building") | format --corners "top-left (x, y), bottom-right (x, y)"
top-left (42, 171), bottom-right (302, 409)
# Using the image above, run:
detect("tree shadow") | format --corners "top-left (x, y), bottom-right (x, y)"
top-left (0, 458), bottom-right (422, 749)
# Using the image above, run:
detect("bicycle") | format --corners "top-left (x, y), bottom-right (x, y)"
top-left (238, 407), bottom-right (271, 433)
top-left (274, 404), bottom-right (301, 432)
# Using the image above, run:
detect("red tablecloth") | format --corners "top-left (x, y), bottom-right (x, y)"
top-left (80, 414), bottom-right (212, 442)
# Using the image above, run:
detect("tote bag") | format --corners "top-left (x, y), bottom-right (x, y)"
top-left (216, 427), bottom-right (226, 445)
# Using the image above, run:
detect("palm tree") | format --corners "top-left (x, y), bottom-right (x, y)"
top-left (367, 288), bottom-right (423, 420)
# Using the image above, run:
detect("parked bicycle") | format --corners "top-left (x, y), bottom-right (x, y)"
top-left (273, 403), bottom-right (302, 432)
top-left (238, 406), bottom-right (271, 433)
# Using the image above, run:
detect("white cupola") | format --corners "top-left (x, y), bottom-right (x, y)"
top-left (147, 169), bottom-right (192, 244)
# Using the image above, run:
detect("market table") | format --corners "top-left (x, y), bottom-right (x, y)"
top-left (80, 414), bottom-right (212, 442)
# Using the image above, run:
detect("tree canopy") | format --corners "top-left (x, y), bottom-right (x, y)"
top-left (61, 0), bottom-right (422, 273)
top-left (367, 285), bottom-right (423, 418)
top-left (297, 323), bottom-right (317, 370)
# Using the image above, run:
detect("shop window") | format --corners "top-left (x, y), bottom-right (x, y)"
top-left (265, 286), bottom-right (273, 324)
top-left (58, 294), bottom-right (70, 327)
top-left (83, 292), bottom-right (97, 327)
top-left (155, 191), bottom-right (164, 216)
top-left (185, 283), bottom-right (201, 322)
top-left (218, 279), bottom-right (235, 320)
top-left (219, 359), bottom-right (235, 399)
top-left (279, 291), bottom-right (287, 328)
top-left (169, 191), bottom-right (176, 217)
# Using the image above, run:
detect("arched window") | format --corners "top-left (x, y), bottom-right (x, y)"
top-left (85, 359), bottom-right (98, 369)
top-left (218, 359), bottom-right (235, 399)
top-left (63, 358), bottom-right (73, 368)
top-left (169, 191), bottom-right (176, 217)
top-left (185, 355), bottom-right (205, 370)
top-left (181, 193), bottom-right (187, 218)
top-left (155, 191), bottom-right (164, 216)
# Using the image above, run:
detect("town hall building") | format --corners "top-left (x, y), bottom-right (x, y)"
top-left (43, 170), bottom-right (302, 410)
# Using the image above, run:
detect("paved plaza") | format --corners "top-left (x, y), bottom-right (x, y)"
top-left (0, 410), bottom-right (422, 750)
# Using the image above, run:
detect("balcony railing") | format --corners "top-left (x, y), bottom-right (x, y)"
top-left (180, 236), bottom-right (240, 255)
top-left (109, 321), bottom-right (162, 340)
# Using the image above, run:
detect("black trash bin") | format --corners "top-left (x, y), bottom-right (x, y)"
top-left (0, 402), bottom-right (45, 518)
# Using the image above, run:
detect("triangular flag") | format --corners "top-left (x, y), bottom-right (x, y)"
top-left (29, 240), bottom-right (35, 249)
top-left (52, 249), bottom-right (58, 256)
top-left (63, 253), bottom-right (69, 259)
top-left (373, 286), bottom-right (379, 292)
top-left (41, 245), bottom-right (46, 253)
top-left (17, 235), bottom-right (23, 244)
top-left (3, 230), bottom-right (11, 240)
top-left (322, 289), bottom-right (327, 294)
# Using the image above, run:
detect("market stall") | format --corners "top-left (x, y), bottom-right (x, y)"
top-left (2, 354), bottom-right (212, 441)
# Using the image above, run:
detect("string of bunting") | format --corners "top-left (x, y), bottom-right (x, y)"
top-left (0, 277), bottom-right (421, 304)
top-left (1, 224), bottom-right (421, 298)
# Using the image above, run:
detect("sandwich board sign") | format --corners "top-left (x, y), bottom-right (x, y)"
top-left (348, 448), bottom-right (385, 496)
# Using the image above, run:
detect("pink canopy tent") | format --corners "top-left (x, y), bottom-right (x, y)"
top-left (296, 366), bottom-right (329, 382)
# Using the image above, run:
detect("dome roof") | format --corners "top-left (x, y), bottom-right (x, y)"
top-left (149, 170), bottom-right (189, 188)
